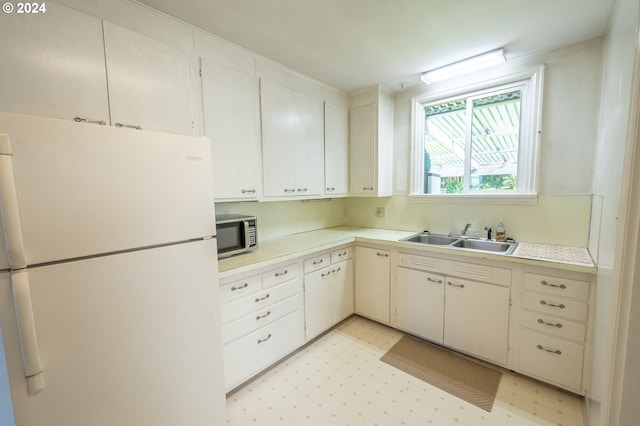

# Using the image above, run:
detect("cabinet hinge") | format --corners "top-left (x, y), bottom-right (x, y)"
top-left (509, 298), bottom-right (513, 306)
top-left (199, 68), bottom-right (202, 77)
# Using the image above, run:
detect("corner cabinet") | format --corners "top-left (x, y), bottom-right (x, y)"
top-left (200, 56), bottom-right (262, 200)
top-left (354, 246), bottom-right (391, 323)
top-left (260, 79), bottom-right (324, 198)
top-left (349, 86), bottom-right (394, 197)
top-left (303, 247), bottom-right (354, 341)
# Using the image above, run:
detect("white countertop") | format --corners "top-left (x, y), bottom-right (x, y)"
top-left (217, 226), bottom-right (597, 278)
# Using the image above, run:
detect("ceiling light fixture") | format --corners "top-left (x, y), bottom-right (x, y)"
top-left (421, 48), bottom-right (506, 85)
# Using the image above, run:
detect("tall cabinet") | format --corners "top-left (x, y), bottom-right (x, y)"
top-left (349, 85), bottom-right (394, 196)
top-left (260, 79), bottom-right (325, 198)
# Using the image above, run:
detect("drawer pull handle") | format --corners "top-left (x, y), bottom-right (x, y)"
top-left (321, 271), bottom-right (332, 278)
top-left (447, 282), bottom-right (465, 288)
top-left (536, 344), bottom-right (562, 355)
top-left (326, 187), bottom-right (335, 191)
top-left (256, 311), bottom-right (271, 320)
top-left (231, 283), bottom-right (249, 292)
top-left (297, 188), bottom-right (308, 192)
top-left (376, 252), bottom-right (389, 257)
top-left (257, 334), bottom-right (272, 344)
top-left (241, 189), bottom-right (256, 194)
top-left (255, 294), bottom-right (270, 303)
top-left (338, 251), bottom-right (347, 257)
top-left (275, 270), bottom-right (288, 278)
top-left (313, 259), bottom-right (324, 265)
top-left (541, 280), bottom-right (567, 289)
top-left (537, 318), bottom-right (563, 328)
top-left (427, 277), bottom-right (443, 284)
top-left (284, 188), bottom-right (296, 193)
top-left (363, 186), bottom-right (374, 191)
top-left (539, 300), bottom-right (565, 309)
top-left (332, 267), bottom-right (341, 273)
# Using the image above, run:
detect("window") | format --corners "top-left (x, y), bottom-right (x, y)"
top-left (411, 67), bottom-right (544, 204)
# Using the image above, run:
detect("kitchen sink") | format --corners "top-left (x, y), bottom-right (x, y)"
top-left (451, 238), bottom-right (517, 254)
top-left (400, 233), bottom-right (458, 245)
top-left (400, 232), bottom-right (517, 255)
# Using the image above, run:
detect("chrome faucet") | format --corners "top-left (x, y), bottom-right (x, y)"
top-left (461, 223), bottom-right (472, 236)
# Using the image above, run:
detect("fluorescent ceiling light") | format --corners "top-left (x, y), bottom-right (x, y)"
top-left (421, 48), bottom-right (506, 84)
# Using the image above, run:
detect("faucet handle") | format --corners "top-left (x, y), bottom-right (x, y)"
top-left (484, 226), bottom-right (492, 240)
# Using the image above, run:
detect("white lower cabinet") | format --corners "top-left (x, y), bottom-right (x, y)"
top-left (219, 262), bottom-right (304, 391)
top-left (517, 270), bottom-right (591, 393)
top-left (394, 267), bottom-right (444, 344)
top-left (355, 246), bottom-right (391, 323)
top-left (393, 252), bottom-right (511, 365)
top-left (303, 247), bottom-right (354, 341)
top-left (444, 277), bottom-right (510, 365)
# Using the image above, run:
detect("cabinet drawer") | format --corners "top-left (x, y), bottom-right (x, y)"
top-left (521, 310), bottom-right (586, 342)
top-left (524, 273), bottom-right (589, 300)
top-left (331, 247), bottom-right (353, 263)
top-left (223, 310), bottom-right (303, 391)
top-left (263, 263), bottom-right (299, 288)
top-left (222, 294), bottom-right (299, 344)
top-left (304, 253), bottom-right (331, 273)
top-left (519, 329), bottom-right (584, 391)
top-left (221, 279), bottom-right (299, 324)
top-left (219, 274), bottom-right (261, 303)
top-left (523, 292), bottom-right (588, 322)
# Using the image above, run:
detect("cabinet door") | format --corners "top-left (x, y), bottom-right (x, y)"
top-left (260, 79), bottom-right (297, 197)
top-left (349, 103), bottom-right (376, 195)
top-left (354, 247), bottom-right (390, 323)
top-left (103, 22), bottom-right (195, 135)
top-left (304, 259), bottom-right (353, 341)
top-left (324, 103), bottom-right (349, 195)
top-left (0, 3), bottom-right (109, 123)
top-left (395, 267), bottom-right (444, 344)
top-left (294, 91), bottom-right (324, 196)
top-left (444, 278), bottom-right (510, 364)
top-left (201, 58), bottom-right (261, 200)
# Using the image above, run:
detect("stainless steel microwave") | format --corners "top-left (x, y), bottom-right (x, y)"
top-left (215, 214), bottom-right (257, 258)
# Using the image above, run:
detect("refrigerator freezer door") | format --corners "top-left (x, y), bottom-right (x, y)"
top-left (0, 112), bottom-right (215, 266)
top-left (0, 239), bottom-right (226, 426)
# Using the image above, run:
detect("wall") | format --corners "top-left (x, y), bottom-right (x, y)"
top-left (345, 38), bottom-right (603, 248)
top-left (215, 199), bottom-right (345, 240)
top-left (344, 194), bottom-right (592, 246)
top-left (588, 0), bottom-right (640, 424)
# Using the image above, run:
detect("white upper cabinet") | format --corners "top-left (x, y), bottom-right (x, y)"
top-left (324, 103), bottom-right (349, 196)
top-left (0, 2), bottom-right (109, 124)
top-left (103, 22), bottom-right (195, 135)
top-left (200, 56), bottom-right (262, 200)
top-left (260, 79), bottom-right (324, 198)
top-left (349, 86), bottom-right (394, 196)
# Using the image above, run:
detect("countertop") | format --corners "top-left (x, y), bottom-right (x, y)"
top-left (217, 226), bottom-right (597, 278)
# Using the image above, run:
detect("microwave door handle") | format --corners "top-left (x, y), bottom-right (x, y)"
top-left (241, 220), bottom-right (250, 249)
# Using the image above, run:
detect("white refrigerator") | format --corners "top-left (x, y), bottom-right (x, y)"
top-left (0, 113), bottom-right (226, 426)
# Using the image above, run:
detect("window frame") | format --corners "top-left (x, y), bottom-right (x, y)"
top-left (409, 66), bottom-right (545, 205)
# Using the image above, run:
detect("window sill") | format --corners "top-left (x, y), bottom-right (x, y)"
top-left (408, 193), bottom-right (538, 206)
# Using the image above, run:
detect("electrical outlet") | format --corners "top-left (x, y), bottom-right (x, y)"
top-left (376, 207), bottom-right (385, 218)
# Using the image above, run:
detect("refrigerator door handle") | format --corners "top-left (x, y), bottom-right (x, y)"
top-left (0, 134), bottom-right (27, 268)
top-left (12, 269), bottom-right (45, 394)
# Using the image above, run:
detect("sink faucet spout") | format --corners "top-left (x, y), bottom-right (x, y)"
top-left (461, 223), bottom-right (472, 236)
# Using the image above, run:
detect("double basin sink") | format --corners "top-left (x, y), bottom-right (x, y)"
top-left (400, 232), bottom-right (517, 255)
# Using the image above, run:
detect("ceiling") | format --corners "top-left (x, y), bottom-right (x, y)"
top-left (136, 0), bottom-right (617, 93)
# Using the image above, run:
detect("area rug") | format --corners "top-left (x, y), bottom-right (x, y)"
top-left (380, 335), bottom-right (502, 412)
